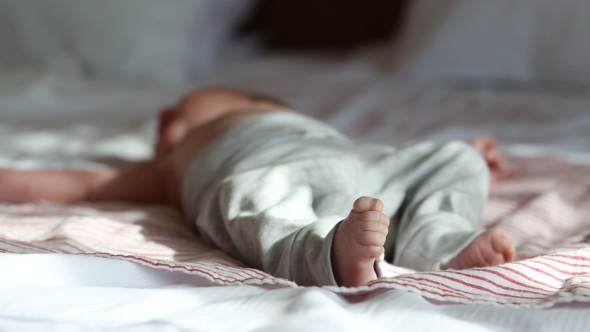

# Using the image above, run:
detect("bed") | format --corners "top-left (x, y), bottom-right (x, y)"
top-left (1, 54), bottom-right (590, 331)
top-left (2, 1), bottom-right (590, 331)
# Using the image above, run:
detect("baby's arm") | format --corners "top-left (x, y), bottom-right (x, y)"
top-left (469, 135), bottom-right (519, 183)
top-left (0, 162), bottom-right (167, 204)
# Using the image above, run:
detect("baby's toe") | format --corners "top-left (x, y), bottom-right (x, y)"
top-left (357, 210), bottom-right (390, 226)
top-left (356, 229), bottom-right (387, 247)
top-left (353, 196), bottom-right (383, 213)
top-left (359, 220), bottom-right (389, 234)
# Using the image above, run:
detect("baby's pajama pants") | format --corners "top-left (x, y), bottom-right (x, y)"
top-left (183, 113), bottom-right (488, 286)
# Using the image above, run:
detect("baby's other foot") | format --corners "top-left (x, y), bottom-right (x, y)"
top-left (444, 228), bottom-right (515, 270)
top-left (332, 196), bottom-right (390, 287)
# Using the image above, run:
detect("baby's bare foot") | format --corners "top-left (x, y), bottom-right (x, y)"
top-left (444, 228), bottom-right (515, 270)
top-left (332, 196), bottom-right (390, 287)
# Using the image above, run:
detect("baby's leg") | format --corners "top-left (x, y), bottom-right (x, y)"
top-left (392, 141), bottom-right (514, 271)
top-left (332, 196), bottom-right (389, 287)
top-left (0, 162), bottom-right (167, 205)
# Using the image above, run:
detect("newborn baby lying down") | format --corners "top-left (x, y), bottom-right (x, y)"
top-left (0, 88), bottom-right (515, 287)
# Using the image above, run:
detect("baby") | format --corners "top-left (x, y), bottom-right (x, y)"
top-left (0, 87), bottom-right (515, 287)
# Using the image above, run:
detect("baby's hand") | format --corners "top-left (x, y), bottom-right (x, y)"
top-left (0, 167), bottom-right (19, 202)
top-left (469, 136), bottom-right (518, 184)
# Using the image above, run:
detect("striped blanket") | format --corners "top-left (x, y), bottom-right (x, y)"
top-left (1, 156), bottom-right (589, 308)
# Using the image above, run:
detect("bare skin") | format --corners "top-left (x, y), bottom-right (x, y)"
top-left (0, 88), bottom-right (290, 208)
top-left (470, 135), bottom-right (519, 184)
top-left (443, 228), bottom-right (515, 270)
top-left (0, 87), bottom-right (515, 287)
top-left (332, 196), bottom-right (390, 287)
top-left (332, 196), bottom-right (515, 286)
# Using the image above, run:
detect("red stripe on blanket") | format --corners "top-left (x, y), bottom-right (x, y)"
top-left (442, 270), bottom-right (553, 295)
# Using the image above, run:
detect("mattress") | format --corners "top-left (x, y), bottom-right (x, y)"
top-left (1, 56), bottom-right (590, 331)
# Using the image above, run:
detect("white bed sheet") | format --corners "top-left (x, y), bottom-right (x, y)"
top-left (2, 254), bottom-right (589, 332)
top-left (1, 56), bottom-right (590, 331)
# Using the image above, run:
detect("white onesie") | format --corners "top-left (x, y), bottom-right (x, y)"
top-left (183, 112), bottom-right (487, 286)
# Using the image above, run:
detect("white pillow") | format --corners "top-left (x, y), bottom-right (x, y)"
top-left (0, 0), bottom-right (252, 86)
top-left (386, 0), bottom-right (590, 83)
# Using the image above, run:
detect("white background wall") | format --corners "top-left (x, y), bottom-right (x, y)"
top-left (0, 0), bottom-right (253, 86)
top-left (1, 0), bottom-right (589, 86)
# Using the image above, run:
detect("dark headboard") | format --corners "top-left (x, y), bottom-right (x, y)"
top-left (238, 0), bottom-right (411, 50)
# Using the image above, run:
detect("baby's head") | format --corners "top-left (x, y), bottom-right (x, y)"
top-left (156, 87), bottom-right (288, 157)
